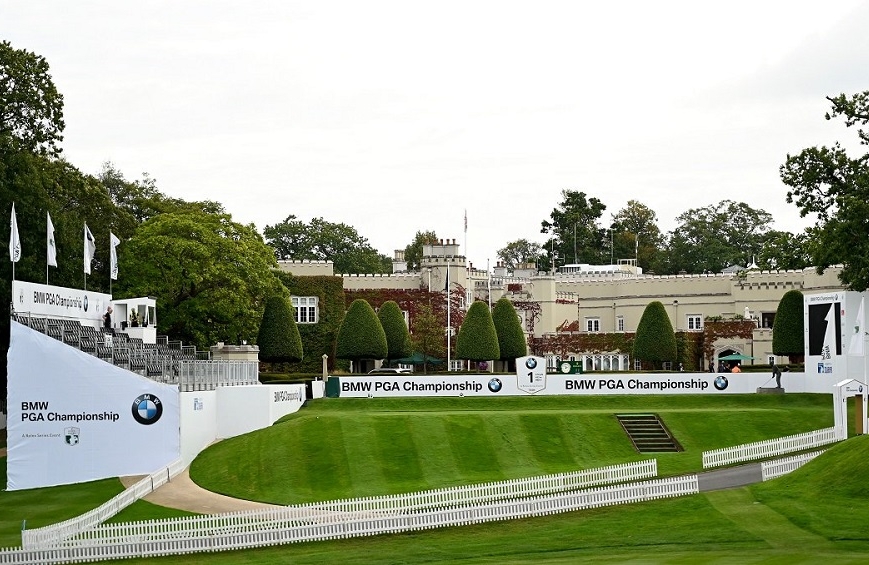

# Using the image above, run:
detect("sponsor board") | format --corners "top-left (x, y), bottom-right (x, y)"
top-left (12, 280), bottom-right (110, 324)
top-left (7, 321), bottom-right (180, 490)
top-left (335, 372), bottom-right (781, 398)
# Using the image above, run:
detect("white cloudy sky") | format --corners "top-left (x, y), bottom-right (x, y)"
top-left (3, 1), bottom-right (868, 268)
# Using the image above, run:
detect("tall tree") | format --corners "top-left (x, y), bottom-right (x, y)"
top-left (378, 300), bottom-right (411, 364)
top-left (115, 210), bottom-right (281, 348)
top-left (780, 91), bottom-right (869, 290)
top-left (665, 200), bottom-right (773, 274)
top-left (257, 295), bottom-right (303, 366)
top-left (0, 40), bottom-right (65, 156)
top-left (455, 301), bottom-right (500, 363)
top-left (336, 299), bottom-right (388, 370)
top-left (772, 290), bottom-right (805, 363)
top-left (264, 215), bottom-right (391, 274)
top-left (633, 301), bottom-right (677, 369)
top-left (540, 189), bottom-right (606, 270)
top-left (610, 200), bottom-right (664, 270)
top-left (411, 302), bottom-right (446, 374)
top-left (403, 230), bottom-right (438, 272)
top-left (497, 239), bottom-right (542, 270)
top-left (492, 298), bottom-right (527, 370)
top-left (756, 230), bottom-right (812, 271)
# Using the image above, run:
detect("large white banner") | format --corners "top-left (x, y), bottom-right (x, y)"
top-left (805, 291), bottom-right (869, 381)
top-left (12, 280), bottom-right (111, 325)
top-left (334, 371), bottom-right (840, 398)
top-left (6, 321), bottom-right (180, 490)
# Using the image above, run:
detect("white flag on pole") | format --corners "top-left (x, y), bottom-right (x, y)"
top-left (10, 203), bottom-right (21, 263)
top-left (47, 212), bottom-right (57, 267)
top-left (84, 224), bottom-right (96, 274)
top-left (110, 232), bottom-right (120, 280)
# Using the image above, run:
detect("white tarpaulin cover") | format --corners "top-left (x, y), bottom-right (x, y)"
top-left (6, 321), bottom-right (180, 490)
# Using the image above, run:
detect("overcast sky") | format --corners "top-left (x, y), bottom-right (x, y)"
top-left (3, 1), bottom-right (868, 269)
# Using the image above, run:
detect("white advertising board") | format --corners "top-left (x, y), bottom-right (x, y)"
top-left (805, 291), bottom-right (869, 381)
top-left (516, 356), bottom-right (546, 394)
top-left (12, 280), bottom-right (111, 324)
top-left (333, 371), bottom-right (838, 398)
top-left (6, 321), bottom-right (180, 490)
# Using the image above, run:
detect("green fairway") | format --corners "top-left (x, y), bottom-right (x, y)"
top-left (190, 394), bottom-right (834, 504)
top-left (3, 393), bottom-right (867, 564)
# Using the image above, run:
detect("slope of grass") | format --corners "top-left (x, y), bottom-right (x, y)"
top-left (190, 394), bottom-right (833, 504)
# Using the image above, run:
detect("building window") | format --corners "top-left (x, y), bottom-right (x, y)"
top-left (686, 315), bottom-right (702, 331)
top-left (616, 316), bottom-right (625, 332)
top-left (292, 296), bottom-right (319, 324)
top-left (585, 317), bottom-right (600, 332)
top-left (761, 312), bottom-right (775, 328)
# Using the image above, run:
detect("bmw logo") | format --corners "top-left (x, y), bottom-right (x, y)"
top-left (132, 394), bottom-right (163, 425)
top-left (488, 378), bottom-right (502, 393)
top-left (525, 358), bottom-right (538, 370)
top-left (714, 376), bottom-right (729, 391)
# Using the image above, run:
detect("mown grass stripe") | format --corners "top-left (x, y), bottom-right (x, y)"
top-left (408, 416), bottom-right (463, 487)
top-left (373, 416), bottom-right (424, 491)
top-left (444, 414), bottom-right (504, 482)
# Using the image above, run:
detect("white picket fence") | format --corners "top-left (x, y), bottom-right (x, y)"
top-left (761, 450), bottom-right (826, 481)
top-left (20, 459), bottom-right (186, 549)
top-left (21, 459), bottom-right (655, 551)
top-left (701, 427), bottom-right (839, 469)
top-left (0, 474), bottom-right (699, 564)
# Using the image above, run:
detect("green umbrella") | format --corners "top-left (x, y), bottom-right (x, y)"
top-left (718, 353), bottom-right (756, 361)
top-left (395, 351), bottom-right (444, 365)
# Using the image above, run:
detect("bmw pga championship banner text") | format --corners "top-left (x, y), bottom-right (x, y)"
top-left (12, 280), bottom-right (111, 325)
top-left (6, 321), bottom-right (180, 490)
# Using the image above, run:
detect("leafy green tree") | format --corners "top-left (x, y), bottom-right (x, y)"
top-left (115, 210), bottom-right (281, 348)
top-left (403, 230), bottom-right (438, 272)
top-left (497, 239), bottom-right (542, 270)
top-left (257, 295), bottom-right (303, 365)
top-left (336, 299), bottom-right (388, 369)
top-left (492, 298), bottom-right (526, 369)
top-left (541, 189), bottom-right (606, 270)
top-left (780, 91), bottom-right (869, 290)
top-left (378, 300), bottom-right (411, 364)
top-left (264, 215), bottom-right (391, 274)
top-left (610, 200), bottom-right (664, 270)
top-left (772, 290), bottom-right (805, 362)
top-left (633, 301), bottom-right (677, 369)
top-left (757, 230), bottom-right (811, 271)
top-left (411, 302), bottom-right (446, 374)
top-left (0, 40), bottom-right (65, 156)
top-left (665, 200), bottom-right (773, 274)
top-left (455, 301), bottom-right (500, 362)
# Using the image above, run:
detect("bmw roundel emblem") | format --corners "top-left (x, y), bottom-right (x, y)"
top-left (132, 394), bottom-right (163, 425)
top-left (525, 358), bottom-right (537, 370)
top-left (488, 378), bottom-right (502, 393)
top-left (714, 376), bottom-right (729, 391)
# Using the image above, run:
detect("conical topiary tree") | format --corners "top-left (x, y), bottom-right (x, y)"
top-left (492, 298), bottom-right (527, 370)
top-left (455, 301), bottom-right (500, 363)
top-left (378, 300), bottom-right (411, 365)
top-left (632, 300), bottom-right (677, 369)
top-left (772, 289), bottom-right (805, 363)
top-left (336, 299), bottom-right (388, 371)
top-left (256, 295), bottom-right (303, 365)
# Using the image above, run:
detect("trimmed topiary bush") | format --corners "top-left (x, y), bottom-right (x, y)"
top-left (257, 295), bottom-right (303, 363)
top-left (633, 300), bottom-right (677, 369)
top-left (378, 300), bottom-right (412, 363)
top-left (772, 289), bottom-right (805, 361)
top-left (455, 301), bottom-right (500, 362)
top-left (492, 298), bottom-right (527, 361)
top-left (336, 299), bottom-right (388, 365)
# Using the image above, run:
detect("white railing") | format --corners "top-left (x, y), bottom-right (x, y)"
top-left (21, 459), bottom-right (186, 550)
top-left (761, 450), bottom-right (826, 481)
top-left (176, 360), bottom-right (260, 391)
top-left (702, 427), bottom-right (839, 469)
top-left (303, 459), bottom-right (657, 515)
top-left (0, 475), bottom-right (698, 564)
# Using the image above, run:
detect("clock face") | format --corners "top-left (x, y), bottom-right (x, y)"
top-left (560, 362), bottom-right (572, 374)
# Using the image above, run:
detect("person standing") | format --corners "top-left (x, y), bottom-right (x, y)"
top-left (103, 306), bottom-right (113, 329)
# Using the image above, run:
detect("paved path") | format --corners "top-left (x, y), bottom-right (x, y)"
top-left (697, 462), bottom-right (763, 491)
top-left (121, 468), bottom-right (283, 514)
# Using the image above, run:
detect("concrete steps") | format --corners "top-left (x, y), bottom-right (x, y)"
top-left (616, 413), bottom-right (682, 453)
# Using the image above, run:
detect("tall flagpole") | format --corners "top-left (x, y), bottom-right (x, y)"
top-left (446, 257), bottom-right (451, 372)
